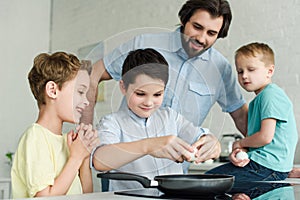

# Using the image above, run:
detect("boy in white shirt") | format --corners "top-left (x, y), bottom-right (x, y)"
top-left (93, 48), bottom-right (220, 191)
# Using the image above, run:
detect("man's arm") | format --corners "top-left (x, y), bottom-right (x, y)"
top-left (80, 59), bottom-right (112, 125)
top-left (230, 104), bottom-right (248, 136)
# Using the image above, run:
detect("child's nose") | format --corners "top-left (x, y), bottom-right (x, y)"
top-left (143, 97), bottom-right (153, 106)
top-left (242, 72), bottom-right (248, 79)
top-left (83, 96), bottom-right (90, 107)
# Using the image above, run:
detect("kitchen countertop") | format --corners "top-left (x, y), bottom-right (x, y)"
top-left (14, 182), bottom-right (300, 200)
top-left (17, 191), bottom-right (161, 200)
top-left (9, 164), bottom-right (300, 199)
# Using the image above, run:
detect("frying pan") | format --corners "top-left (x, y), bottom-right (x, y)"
top-left (97, 172), bottom-right (234, 195)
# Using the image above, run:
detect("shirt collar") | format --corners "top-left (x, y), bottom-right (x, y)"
top-left (125, 106), bottom-right (150, 126)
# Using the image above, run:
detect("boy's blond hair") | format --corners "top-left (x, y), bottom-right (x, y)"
top-left (235, 42), bottom-right (275, 66)
top-left (28, 52), bottom-right (82, 107)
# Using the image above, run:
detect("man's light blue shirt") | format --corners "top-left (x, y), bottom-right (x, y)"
top-left (103, 28), bottom-right (245, 126)
top-left (97, 106), bottom-right (208, 191)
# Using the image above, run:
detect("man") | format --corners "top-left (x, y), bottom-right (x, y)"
top-left (84, 0), bottom-right (247, 168)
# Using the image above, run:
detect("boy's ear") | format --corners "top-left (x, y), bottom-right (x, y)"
top-left (267, 64), bottom-right (275, 78)
top-left (45, 81), bottom-right (58, 99)
top-left (119, 80), bottom-right (126, 95)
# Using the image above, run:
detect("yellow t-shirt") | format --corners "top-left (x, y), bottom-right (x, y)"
top-left (11, 123), bottom-right (82, 198)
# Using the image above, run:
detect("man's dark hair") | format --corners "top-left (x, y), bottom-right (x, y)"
top-left (178, 0), bottom-right (232, 38)
top-left (121, 48), bottom-right (169, 89)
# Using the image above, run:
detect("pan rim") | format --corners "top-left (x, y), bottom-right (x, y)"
top-left (154, 173), bottom-right (234, 181)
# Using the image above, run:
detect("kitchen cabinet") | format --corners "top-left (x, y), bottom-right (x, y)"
top-left (0, 178), bottom-right (11, 199)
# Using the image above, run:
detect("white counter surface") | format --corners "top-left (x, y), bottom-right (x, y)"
top-left (16, 191), bottom-right (160, 200)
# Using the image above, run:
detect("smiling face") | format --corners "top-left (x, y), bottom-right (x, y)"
top-left (181, 9), bottom-right (223, 58)
top-left (120, 74), bottom-right (165, 118)
top-left (56, 70), bottom-right (90, 123)
top-left (235, 54), bottom-right (274, 95)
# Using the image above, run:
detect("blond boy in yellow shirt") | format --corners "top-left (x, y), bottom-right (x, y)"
top-left (11, 52), bottom-right (99, 198)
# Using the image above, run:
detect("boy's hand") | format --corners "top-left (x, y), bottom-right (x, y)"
top-left (230, 148), bottom-right (249, 167)
top-left (146, 135), bottom-right (193, 163)
top-left (188, 134), bottom-right (221, 163)
top-left (67, 130), bottom-right (90, 162)
top-left (76, 123), bottom-right (100, 152)
top-left (67, 123), bottom-right (100, 162)
top-left (233, 140), bottom-right (243, 150)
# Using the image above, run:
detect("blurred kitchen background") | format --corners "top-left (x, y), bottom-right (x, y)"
top-left (1, 0), bottom-right (300, 191)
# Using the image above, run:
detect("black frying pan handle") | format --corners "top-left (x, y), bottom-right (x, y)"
top-left (97, 172), bottom-right (152, 188)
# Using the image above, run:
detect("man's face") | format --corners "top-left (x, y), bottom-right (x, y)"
top-left (181, 9), bottom-right (223, 58)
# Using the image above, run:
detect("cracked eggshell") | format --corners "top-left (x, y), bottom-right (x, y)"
top-left (187, 147), bottom-right (198, 162)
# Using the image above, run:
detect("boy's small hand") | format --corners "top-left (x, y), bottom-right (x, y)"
top-left (147, 135), bottom-right (193, 163)
top-left (76, 123), bottom-right (100, 152)
top-left (230, 148), bottom-right (249, 167)
top-left (67, 130), bottom-right (76, 146)
top-left (189, 134), bottom-right (221, 164)
top-left (233, 140), bottom-right (243, 150)
top-left (67, 130), bottom-right (90, 161)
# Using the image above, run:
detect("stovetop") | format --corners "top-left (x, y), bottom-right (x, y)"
top-left (115, 181), bottom-right (294, 199)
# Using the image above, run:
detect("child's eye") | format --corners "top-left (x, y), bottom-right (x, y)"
top-left (135, 92), bottom-right (145, 96)
top-left (78, 90), bottom-right (85, 95)
top-left (154, 93), bottom-right (162, 97)
top-left (236, 69), bottom-right (243, 74)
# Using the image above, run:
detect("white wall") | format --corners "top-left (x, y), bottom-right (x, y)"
top-left (0, 0), bottom-right (50, 177)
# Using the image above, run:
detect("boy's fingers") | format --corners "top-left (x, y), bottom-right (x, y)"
top-left (172, 139), bottom-right (193, 161)
top-left (67, 130), bottom-right (74, 146)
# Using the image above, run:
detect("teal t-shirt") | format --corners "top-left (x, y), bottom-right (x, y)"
top-left (248, 84), bottom-right (298, 172)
